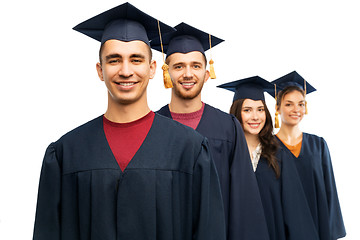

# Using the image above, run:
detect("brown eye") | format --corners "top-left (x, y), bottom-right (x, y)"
top-left (108, 59), bottom-right (120, 64)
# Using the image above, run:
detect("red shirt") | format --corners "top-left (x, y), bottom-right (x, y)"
top-left (103, 111), bottom-right (155, 171)
top-left (170, 102), bottom-right (205, 130)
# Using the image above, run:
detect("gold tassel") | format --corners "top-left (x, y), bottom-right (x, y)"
top-left (162, 63), bottom-right (173, 88)
top-left (208, 34), bottom-right (216, 79)
top-left (157, 20), bottom-right (173, 88)
top-left (304, 79), bottom-right (308, 114)
top-left (275, 111), bottom-right (280, 128)
top-left (209, 59), bottom-right (216, 79)
top-left (274, 84), bottom-right (279, 128)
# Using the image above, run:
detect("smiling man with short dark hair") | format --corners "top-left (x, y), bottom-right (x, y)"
top-left (33, 3), bottom-right (226, 240)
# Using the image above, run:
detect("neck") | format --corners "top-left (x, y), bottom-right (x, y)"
top-left (105, 97), bottom-right (151, 123)
top-left (169, 93), bottom-right (203, 113)
top-left (244, 132), bottom-right (260, 153)
top-left (277, 123), bottom-right (302, 145)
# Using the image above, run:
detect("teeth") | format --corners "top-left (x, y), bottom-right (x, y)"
top-left (118, 82), bottom-right (135, 86)
top-left (181, 83), bottom-right (195, 86)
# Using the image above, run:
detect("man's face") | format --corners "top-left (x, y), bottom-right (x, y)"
top-left (96, 40), bottom-right (156, 106)
top-left (167, 51), bottom-right (209, 100)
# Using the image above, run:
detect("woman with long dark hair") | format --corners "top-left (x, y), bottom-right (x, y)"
top-left (219, 76), bottom-right (330, 240)
top-left (230, 97), bottom-right (279, 176)
top-left (272, 71), bottom-right (346, 240)
top-left (218, 76), bottom-right (284, 240)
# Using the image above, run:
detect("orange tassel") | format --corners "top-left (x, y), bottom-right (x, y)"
top-left (162, 63), bottom-right (173, 88)
top-left (274, 84), bottom-right (279, 128)
top-left (157, 20), bottom-right (172, 89)
top-left (209, 59), bottom-right (216, 79)
top-left (275, 111), bottom-right (280, 128)
top-left (305, 101), bottom-right (308, 115)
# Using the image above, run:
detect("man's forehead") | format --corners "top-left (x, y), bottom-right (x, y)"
top-left (167, 51), bottom-right (206, 64)
top-left (102, 40), bottom-right (151, 56)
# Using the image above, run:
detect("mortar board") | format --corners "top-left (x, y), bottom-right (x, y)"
top-left (217, 76), bottom-right (275, 102)
top-left (151, 22), bottom-right (223, 56)
top-left (73, 2), bottom-right (175, 46)
top-left (271, 71), bottom-right (316, 95)
top-left (151, 22), bottom-right (223, 87)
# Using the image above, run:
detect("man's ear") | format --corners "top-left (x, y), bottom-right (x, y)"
top-left (204, 70), bottom-right (210, 83)
top-left (149, 60), bottom-right (156, 79)
top-left (96, 62), bottom-right (104, 81)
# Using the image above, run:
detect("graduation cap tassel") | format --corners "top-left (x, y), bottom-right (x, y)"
top-left (157, 20), bottom-right (173, 88)
top-left (209, 34), bottom-right (216, 79)
top-left (304, 78), bottom-right (308, 114)
top-left (209, 59), bottom-right (216, 79)
top-left (275, 111), bottom-right (280, 129)
top-left (274, 84), bottom-right (280, 128)
top-left (162, 63), bottom-right (173, 88)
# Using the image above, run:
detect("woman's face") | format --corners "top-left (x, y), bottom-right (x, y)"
top-left (241, 99), bottom-right (266, 136)
top-left (278, 90), bottom-right (305, 126)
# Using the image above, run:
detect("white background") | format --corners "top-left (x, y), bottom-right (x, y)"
top-left (1, 0), bottom-right (359, 239)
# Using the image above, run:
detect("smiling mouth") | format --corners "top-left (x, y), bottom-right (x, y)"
top-left (248, 123), bottom-right (261, 128)
top-left (180, 82), bottom-right (195, 86)
top-left (116, 82), bottom-right (136, 86)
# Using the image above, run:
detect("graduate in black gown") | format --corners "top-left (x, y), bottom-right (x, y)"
top-left (272, 71), bottom-right (346, 240)
top-left (152, 23), bottom-right (269, 240)
top-left (218, 76), bottom-right (328, 240)
top-left (218, 76), bottom-right (286, 240)
top-left (33, 3), bottom-right (226, 240)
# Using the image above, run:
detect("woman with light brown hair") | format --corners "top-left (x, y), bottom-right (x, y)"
top-left (272, 71), bottom-right (346, 240)
top-left (218, 75), bottom-right (335, 240)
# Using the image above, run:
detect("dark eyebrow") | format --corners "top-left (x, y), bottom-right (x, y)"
top-left (105, 53), bottom-right (146, 61)
top-left (130, 54), bottom-right (146, 59)
top-left (105, 54), bottom-right (122, 61)
top-left (193, 61), bottom-right (203, 65)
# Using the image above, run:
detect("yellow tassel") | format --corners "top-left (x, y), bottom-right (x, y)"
top-left (275, 111), bottom-right (280, 128)
top-left (305, 101), bottom-right (308, 115)
top-left (162, 63), bottom-right (173, 88)
top-left (274, 84), bottom-right (279, 128)
top-left (209, 59), bottom-right (216, 79)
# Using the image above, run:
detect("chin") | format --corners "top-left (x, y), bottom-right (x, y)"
top-left (176, 90), bottom-right (201, 100)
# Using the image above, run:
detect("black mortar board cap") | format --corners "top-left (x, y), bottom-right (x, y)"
top-left (271, 71), bottom-right (316, 94)
top-left (150, 22), bottom-right (224, 56)
top-left (217, 76), bottom-right (275, 102)
top-left (73, 2), bottom-right (175, 46)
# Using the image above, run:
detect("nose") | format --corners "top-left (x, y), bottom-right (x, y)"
top-left (251, 111), bottom-right (259, 120)
top-left (118, 60), bottom-right (133, 78)
top-left (183, 66), bottom-right (193, 79)
top-left (293, 104), bottom-right (301, 113)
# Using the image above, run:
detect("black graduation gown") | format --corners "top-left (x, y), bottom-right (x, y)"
top-left (255, 155), bottom-right (286, 240)
top-left (33, 114), bottom-right (226, 240)
top-left (276, 133), bottom-right (346, 240)
top-left (256, 148), bottom-right (321, 240)
top-left (157, 104), bottom-right (269, 240)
